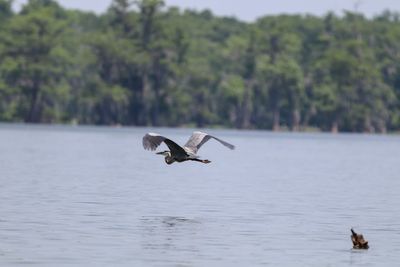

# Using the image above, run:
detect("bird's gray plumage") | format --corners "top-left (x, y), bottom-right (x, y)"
top-left (142, 131), bottom-right (235, 164)
top-left (142, 133), bottom-right (166, 151)
top-left (183, 131), bottom-right (235, 154)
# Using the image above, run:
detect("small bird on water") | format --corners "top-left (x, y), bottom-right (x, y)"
top-left (351, 228), bottom-right (369, 249)
top-left (142, 131), bottom-right (235, 164)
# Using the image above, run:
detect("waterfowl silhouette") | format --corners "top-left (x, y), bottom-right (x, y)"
top-left (351, 228), bottom-right (369, 249)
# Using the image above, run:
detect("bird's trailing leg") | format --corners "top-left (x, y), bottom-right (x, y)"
top-left (190, 158), bottom-right (211, 164)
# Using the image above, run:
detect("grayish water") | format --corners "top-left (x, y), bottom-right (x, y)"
top-left (1, 124), bottom-right (400, 266)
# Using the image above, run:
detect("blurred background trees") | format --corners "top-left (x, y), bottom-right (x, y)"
top-left (1, 0), bottom-right (400, 132)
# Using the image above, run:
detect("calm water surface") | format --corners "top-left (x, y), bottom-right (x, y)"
top-left (1, 124), bottom-right (400, 266)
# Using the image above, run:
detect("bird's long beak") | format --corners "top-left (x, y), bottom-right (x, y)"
top-left (156, 151), bottom-right (170, 156)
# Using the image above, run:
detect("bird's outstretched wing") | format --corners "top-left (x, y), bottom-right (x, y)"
top-left (183, 131), bottom-right (235, 154)
top-left (142, 133), bottom-right (188, 156)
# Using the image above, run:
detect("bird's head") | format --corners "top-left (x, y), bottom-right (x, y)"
top-left (156, 151), bottom-right (175, 165)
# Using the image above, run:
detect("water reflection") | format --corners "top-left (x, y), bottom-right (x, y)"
top-left (349, 248), bottom-right (370, 266)
top-left (139, 216), bottom-right (203, 265)
top-left (140, 216), bottom-right (201, 246)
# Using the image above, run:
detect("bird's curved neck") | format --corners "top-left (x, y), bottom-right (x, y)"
top-left (164, 152), bottom-right (174, 164)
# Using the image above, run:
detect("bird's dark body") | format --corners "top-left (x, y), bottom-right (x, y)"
top-left (165, 156), bottom-right (205, 165)
top-left (351, 228), bottom-right (369, 249)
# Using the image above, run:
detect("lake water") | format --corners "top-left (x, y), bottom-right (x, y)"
top-left (1, 124), bottom-right (400, 266)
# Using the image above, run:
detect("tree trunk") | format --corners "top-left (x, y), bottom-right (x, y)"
top-left (236, 80), bottom-right (253, 129)
top-left (377, 119), bottom-right (387, 134)
top-left (139, 71), bottom-right (150, 126)
top-left (26, 83), bottom-right (40, 123)
top-left (273, 109), bottom-right (280, 131)
top-left (291, 109), bottom-right (301, 131)
top-left (151, 66), bottom-right (161, 126)
top-left (364, 115), bottom-right (374, 133)
top-left (331, 120), bottom-right (339, 133)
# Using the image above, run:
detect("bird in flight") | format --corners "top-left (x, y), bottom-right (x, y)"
top-left (142, 131), bottom-right (235, 164)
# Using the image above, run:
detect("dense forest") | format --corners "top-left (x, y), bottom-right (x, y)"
top-left (1, 0), bottom-right (400, 132)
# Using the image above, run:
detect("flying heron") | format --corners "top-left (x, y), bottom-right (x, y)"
top-left (142, 131), bottom-right (235, 164)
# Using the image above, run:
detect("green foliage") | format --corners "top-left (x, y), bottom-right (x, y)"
top-left (0, 2), bottom-right (69, 122)
top-left (1, 1), bottom-right (400, 132)
top-left (0, 0), bottom-right (13, 22)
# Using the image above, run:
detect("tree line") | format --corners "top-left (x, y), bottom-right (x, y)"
top-left (1, 0), bottom-right (400, 133)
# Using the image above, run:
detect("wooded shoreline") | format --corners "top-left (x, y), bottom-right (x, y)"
top-left (1, 0), bottom-right (400, 133)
